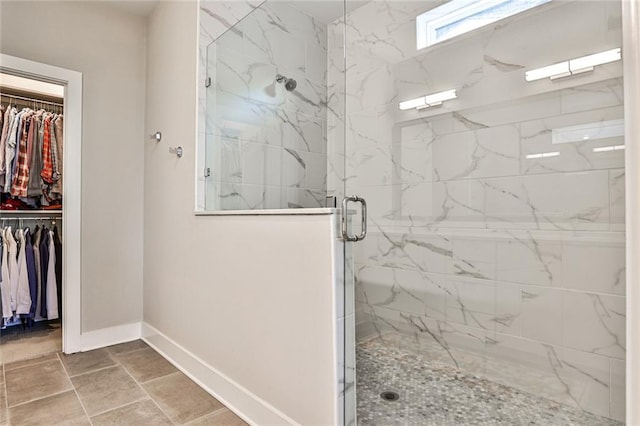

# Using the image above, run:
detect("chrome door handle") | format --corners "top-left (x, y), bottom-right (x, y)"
top-left (341, 195), bottom-right (367, 242)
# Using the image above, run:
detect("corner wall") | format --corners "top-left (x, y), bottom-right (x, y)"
top-left (144, 2), bottom-right (339, 423)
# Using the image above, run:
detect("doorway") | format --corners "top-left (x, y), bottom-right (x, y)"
top-left (0, 53), bottom-right (82, 356)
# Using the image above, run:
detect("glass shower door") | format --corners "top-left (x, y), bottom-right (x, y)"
top-left (343, 0), bottom-right (626, 424)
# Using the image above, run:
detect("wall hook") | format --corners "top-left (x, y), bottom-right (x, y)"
top-left (149, 131), bottom-right (162, 142)
top-left (169, 146), bottom-right (183, 158)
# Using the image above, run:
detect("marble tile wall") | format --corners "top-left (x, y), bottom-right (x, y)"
top-left (201, 0), bottom-right (329, 210)
top-left (334, 0), bottom-right (626, 421)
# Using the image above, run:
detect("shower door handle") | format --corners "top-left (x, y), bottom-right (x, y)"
top-left (341, 195), bottom-right (367, 242)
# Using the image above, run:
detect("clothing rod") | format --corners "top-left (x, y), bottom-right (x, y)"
top-left (0, 93), bottom-right (63, 107)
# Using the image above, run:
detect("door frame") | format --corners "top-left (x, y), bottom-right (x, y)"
top-left (622, 1), bottom-right (640, 423)
top-left (0, 53), bottom-right (82, 354)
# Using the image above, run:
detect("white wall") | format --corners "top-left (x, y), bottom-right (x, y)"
top-left (145, 2), bottom-right (339, 424)
top-left (0, 0), bottom-right (146, 332)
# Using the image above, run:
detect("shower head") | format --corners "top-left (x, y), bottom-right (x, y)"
top-left (285, 78), bottom-right (297, 91)
top-left (275, 74), bottom-right (297, 92)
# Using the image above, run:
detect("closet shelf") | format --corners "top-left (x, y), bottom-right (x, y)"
top-left (1, 210), bottom-right (62, 215)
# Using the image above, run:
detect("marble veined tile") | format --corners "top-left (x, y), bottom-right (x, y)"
top-left (241, 141), bottom-right (282, 187)
top-left (520, 285), bottom-right (563, 345)
top-left (457, 91), bottom-right (561, 131)
top-left (560, 348), bottom-right (611, 419)
top-left (215, 46), bottom-right (275, 101)
top-left (356, 265), bottom-right (427, 316)
top-left (610, 358), bottom-right (625, 421)
top-left (609, 169), bottom-right (625, 231)
top-left (445, 276), bottom-right (496, 331)
top-left (560, 78), bottom-right (623, 115)
top-left (484, 334), bottom-right (580, 409)
top-left (355, 229), bottom-right (451, 274)
top-left (494, 282), bottom-right (522, 335)
top-left (431, 180), bottom-right (485, 229)
top-left (241, 5), bottom-right (306, 75)
top-left (430, 124), bottom-right (520, 182)
top-left (449, 238), bottom-right (496, 280)
top-left (200, 1), bottom-right (263, 43)
top-left (394, 36), bottom-right (483, 105)
top-left (394, 143), bottom-right (433, 186)
top-left (399, 182), bottom-right (434, 222)
top-left (346, 64), bottom-right (397, 113)
top-left (562, 292), bottom-right (625, 359)
top-left (520, 106), bottom-right (624, 176)
top-left (483, 170), bottom-right (610, 231)
top-left (482, 2), bottom-right (610, 74)
top-left (562, 240), bottom-right (625, 296)
top-left (496, 234), bottom-right (562, 287)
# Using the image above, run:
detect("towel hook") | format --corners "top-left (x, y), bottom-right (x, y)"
top-left (169, 146), bottom-right (183, 158)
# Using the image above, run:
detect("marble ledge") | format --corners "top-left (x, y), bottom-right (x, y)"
top-left (363, 225), bottom-right (625, 243)
top-left (195, 207), bottom-right (337, 216)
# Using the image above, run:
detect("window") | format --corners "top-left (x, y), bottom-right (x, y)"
top-left (416, 0), bottom-right (551, 49)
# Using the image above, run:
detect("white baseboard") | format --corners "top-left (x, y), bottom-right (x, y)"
top-left (141, 322), bottom-right (296, 426)
top-left (80, 322), bottom-right (142, 352)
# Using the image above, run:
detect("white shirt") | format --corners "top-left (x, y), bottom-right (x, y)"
top-left (15, 229), bottom-right (32, 315)
top-left (46, 230), bottom-right (58, 320)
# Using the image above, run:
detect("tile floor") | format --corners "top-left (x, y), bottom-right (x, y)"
top-left (356, 337), bottom-right (623, 426)
top-left (0, 340), bottom-right (247, 426)
top-left (0, 320), bottom-right (61, 365)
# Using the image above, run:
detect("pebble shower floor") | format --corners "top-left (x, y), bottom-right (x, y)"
top-left (355, 338), bottom-right (623, 425)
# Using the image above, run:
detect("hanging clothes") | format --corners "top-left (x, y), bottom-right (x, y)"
top-left (27, 113), bottom-right (43, 197)
top-left (0, 223), bottom-right (61, 327)
top-left (39, 227), bottom-right (49, 319)
top-left (0, 231), bottom-right (11, 320)
top-left (0, 103), bottom-right (64, 209)
top-left (0, 231), bottom-right (2, 320)
top-left (25, 228), bottom-right (38, 318)
top-left (46, 228), bottom-right (58, 320)
top-left (11, 110), bottom-right (34, 197)
top-left (51, 116), bottom-right (63, 196)
top-left (53, 226), bottom-right (62, 316)
top-left (0, 106), bottom-right (16, 189)
top-left (15, 229), bottom-right (32, 315)
top-left (32, 226), bottom-right (43, 320)
top-left (4, 227), bottom-right (19, 313)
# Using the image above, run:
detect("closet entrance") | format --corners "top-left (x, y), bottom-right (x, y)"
top-left (0, 74), bottom-right (64, 363)
top-left (0, 54), bottom-right (82, 360)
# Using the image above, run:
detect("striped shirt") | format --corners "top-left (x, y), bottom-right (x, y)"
top-left (11, 111), bottom-right (34, 197)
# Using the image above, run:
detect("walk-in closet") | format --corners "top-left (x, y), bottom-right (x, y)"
top-left (0, 73), bottom-right (64, 364)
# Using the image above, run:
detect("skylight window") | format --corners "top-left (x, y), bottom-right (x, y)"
top-left (417, 0), bottom-right (551, 49)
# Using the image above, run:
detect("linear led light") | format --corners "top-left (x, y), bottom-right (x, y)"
top-left (593, 145), bottom-right (625, 153)
top-left (525, 48), bottom-right (621, 82)
top-left (552, 119), bottom-right (624, 144)
top-left (525, 151), bottom-right (560, 160)
top-left (399, 89), bottom-right (457, 111)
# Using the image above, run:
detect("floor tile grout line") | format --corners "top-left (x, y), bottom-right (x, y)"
top-left (66, 362), bottom-right (119, 379)
top-left (183, 407), bottom-right (228, 425)
top-left (6, 387), bottom-right (73, 410)
top-left (106, 345), bottom-right (151, 358)
top-left (3, 354), bottom-right (59, 373)
top-left (57, 353), bottom-right (94, 426)
top-left (87, 396), bottom-right (150, 419)
top-left (2, 364), bottom-right (8, 425)
top-left (138, 370), bottom-right (181, 385)
top-left (116, 359), bottom-right (178, 426)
